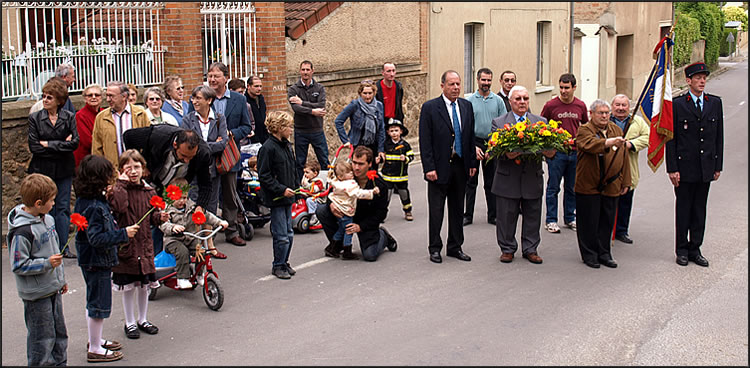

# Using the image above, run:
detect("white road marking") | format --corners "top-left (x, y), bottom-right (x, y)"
top-left (256, 257), bottom-right (333, 281)
top-left (739, 101), bottom-right (745, 106)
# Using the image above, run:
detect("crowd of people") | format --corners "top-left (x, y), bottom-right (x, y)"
top-left (8, 58), bottom-right (722, 365)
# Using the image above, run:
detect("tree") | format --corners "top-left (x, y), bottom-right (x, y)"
top-left (723, 5), bottom-right (748, 31)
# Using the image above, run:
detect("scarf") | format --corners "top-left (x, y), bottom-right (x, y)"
top-left (356, 97), bottom-right (378, 145)
top-left (166, 99), bottom-right (184, 116)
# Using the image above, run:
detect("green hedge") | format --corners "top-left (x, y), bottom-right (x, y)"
top-left (673, 11), bottom-right (702, 68)
top-left (676, 2), bottom-right (725, 67)
top-left (720, 28), bottom-right (739, 56)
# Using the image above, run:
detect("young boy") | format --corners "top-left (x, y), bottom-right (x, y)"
top-left (381, 119), bottom-right (415, 221)
top-left (7, 173), bottom-right (68, 366)
top-left (160, 178), bottom-right (228, 289)
top-left (257, 111), bottom-right (298, 279)
top-left (301, 160), bottom-right (326, 229)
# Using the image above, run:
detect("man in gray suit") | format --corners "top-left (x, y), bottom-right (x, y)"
top-left (491, 86), bottom-right (556, 264)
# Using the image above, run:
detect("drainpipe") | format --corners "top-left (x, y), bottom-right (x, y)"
top-left (569, 1), bottom-right (574, 73)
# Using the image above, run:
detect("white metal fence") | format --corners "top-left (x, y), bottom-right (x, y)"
top-left (2, 2), bottom-right (165, 101)
top-left (200, 2), bottom-right (256, 81)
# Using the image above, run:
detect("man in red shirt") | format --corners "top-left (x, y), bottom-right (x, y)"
top-left (375, 62), bottom-right (405, 123)
top-left (540, 73), bottom-right (588, 234)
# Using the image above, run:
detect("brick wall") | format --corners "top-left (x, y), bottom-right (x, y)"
top-left (574, 2), bottom-right (611, 23)
top-left (161, 2), bottom-right (204, 91)
top-left (254, 2), bottom-right (288, 114)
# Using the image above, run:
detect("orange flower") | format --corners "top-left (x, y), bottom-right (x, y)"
top-left (70, 213), bottom-right (88, 231)
top-left (517, 132), bottom-right (524, 139)
top-left (192, 212), bottom-right (206, 225)
top-left (165, 185), bottom-right (182, 202)
top-left (504, 124), bottom-right (511, 130)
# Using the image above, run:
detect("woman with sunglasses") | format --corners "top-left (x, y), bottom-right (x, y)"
top-left (143, 87), bottom-right (179, 127)
top-left (161, 75), bottom-right (189, 127)
top-left (27, 77), bottom-right (80, 258)
top-left (334, 79), bottom-right (386, 168)
top-left (74, 84), bottom-right (104, 168)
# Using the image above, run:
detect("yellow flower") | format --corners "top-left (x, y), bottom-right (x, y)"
top-left (549, 120), bottom-right (559, 129)
top-left (542, 129), bottom-right (552, 136)
top-left (514, 122), bottom-right (526, 132)
top-left (491, 131), bottom-right (499, 142)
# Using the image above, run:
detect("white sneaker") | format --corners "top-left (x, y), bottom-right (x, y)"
top-left (196, 271), bottom-right (205, 286)
top-left (545, 222), bottom-right (561, 233)
top-left (177, 279), bottom-right (192, 289)
top-left (565, 221), bottom-right (577, 231)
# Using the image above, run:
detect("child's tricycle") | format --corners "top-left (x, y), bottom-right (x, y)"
top-left (148, 227), bottom-right (225, 311)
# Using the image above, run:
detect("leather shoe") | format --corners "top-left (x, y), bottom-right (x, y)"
top-left (600, 258), bottom-right (618, 268)
top-left (500, 252), bottom-right (514, 263)
top-left (584, 260), bottom-right (601, 268)
top-left (615, 234), bottom-right (633, 244)
top-left (675, 255), bottom-right (689, 266)
top-left (462, 217), bottom-right (472, 226)
top-left (522, 252), bottom-right (543, 264)
top-left (429, 252), bottom-right (442, 263)
top-left (488, 217), bottom-right (496, 225)
top-left (446, 250), bottom-right (471, 261)
top-left (690, 255), bottom-right (709, 267)
top-left (227, 236), bottom-right (246, 246)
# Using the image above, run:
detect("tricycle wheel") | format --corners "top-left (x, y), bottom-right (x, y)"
top-left (203, 274), bottom-right (224, 311)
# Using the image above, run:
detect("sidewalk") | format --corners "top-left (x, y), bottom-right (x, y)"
top-left (673, 47), bottom-right (748, 95)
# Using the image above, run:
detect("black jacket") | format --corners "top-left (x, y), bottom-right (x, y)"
top-left (27, 108), bottom-right (79, 179)
top-left (287, 79), bottom-right (326, 133)
top-left (666, 92), bottom-right (724, 183)
top-left (375, 79), bottom-right (405, 122)
top-left (122, 125), bottom-right (213, 209)
top-left (245, 93), bottom-right (268, 144)
top-left (257, 134), bottom-right (298, 207)
top-left (351, 175), bottom-right (389, 246)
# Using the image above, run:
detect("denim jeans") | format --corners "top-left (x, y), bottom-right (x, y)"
top-left (294, 131), bottom-right (330, 180)
top-left (80, 267), bottom-right (113, 319)
top-left (333, 215), bottom-right (354, 246)
top-left (545, 151), bottom-right (577, 224)
top-left (305, 197), bottom-right (319, 214)
top-left (270, 205), bottom-right (293, 267)
top-left (23, 292), bottom-right (67, 366)
top-left (51, 176), bottom-right (72, 254)
top-left (361, 227), bottom-right (389, 262)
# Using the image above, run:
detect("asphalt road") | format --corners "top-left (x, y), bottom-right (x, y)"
top-left (2, 60), bottom-right (747, 366)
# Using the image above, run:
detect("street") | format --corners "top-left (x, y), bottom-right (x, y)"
top-left (2, 59), bottom-right (747, 366)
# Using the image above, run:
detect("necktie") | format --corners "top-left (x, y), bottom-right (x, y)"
top-left (117, 112), bottom-right (124, 155)
top-left (451, 101), bottom-right (462, 157)
top-left (518, 116), bottom-right (525, 122)
top-left (696, 100), bottom-right (702, 113)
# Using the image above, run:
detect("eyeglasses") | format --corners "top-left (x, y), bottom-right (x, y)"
top-left (503, 78), bottom-right (516, 83)
top-left (361, 79), bottom-right (374, 84)
top-left (176, 86), bottom-right (185, 90)
top-left (594, 111), bottom-right (611, 115)
top-left (513, 97), bottom-right (530, 101)
top-left (42, 94), bottom-right (55, 101)
top-left (85, 93), bottom-right (102, 98)
top-left (148, 97), bottom-right (162, 102)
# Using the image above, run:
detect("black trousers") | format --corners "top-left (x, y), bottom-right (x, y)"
top-left (576, 193), bottom-right (617, 264)
top-left (614, 188), bottom-right (634, 237)
top-left (674, 181), bottom-right (710, 258)
top-left (427, 156), bottom-right (467, 254)
top-left (464, 138), bottom-right (496, 222)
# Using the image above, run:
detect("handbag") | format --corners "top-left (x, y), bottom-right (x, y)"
top-left (216, 132), bottom-right (240, 174)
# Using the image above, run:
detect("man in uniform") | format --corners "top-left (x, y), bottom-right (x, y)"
top-left (665, 61), bottom-right (723, 267)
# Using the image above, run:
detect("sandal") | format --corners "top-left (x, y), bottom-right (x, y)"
top-left (208, 249), bottom-right (227, 259)
top-left (87, 349), bottom-right (123, 363)
top-left (87, 340), bottom-right (122, 351)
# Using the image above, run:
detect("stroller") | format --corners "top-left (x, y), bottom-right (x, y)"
top-left (235, 143), bottom-right (271, 241)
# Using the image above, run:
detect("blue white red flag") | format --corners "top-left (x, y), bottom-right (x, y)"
top-left (636, 34), bottom-right (674, 172)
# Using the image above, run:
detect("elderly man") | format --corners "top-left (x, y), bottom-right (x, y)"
top-left (574, 99), bottom-right (631, 269)
top-left (464, 67), bottom-right (507, 226)
top-left (55, 63), bottom-right (77, 114)
top-left (74, 83), bottom-right (104, 167)
top-left (491, 86), bottom-right (553, 265)
top-left (610, 94), bottom-right (650, 244)
top-left (419, 70), bottom-right (478, 264)
top-left (189, 62), bottom-right (253, 246)
top-left (316, 146), bottom-right (397, 261)
top-left (288, 60), bottom-right (329, 180)
top-left (666, 61), bottom-right (723, 267)
top-left (91, 81), bottom-right (150, 167)
top-left (375, 62), bottom-right (405, 122)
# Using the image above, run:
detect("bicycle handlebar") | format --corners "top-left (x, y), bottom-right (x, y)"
top-left (181, 226), bottom-right (223, 242)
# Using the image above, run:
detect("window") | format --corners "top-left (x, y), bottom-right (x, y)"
top-left (536, 21), bottom-right (551, 86)
top-left (464, 22), bottom-right (484, 94)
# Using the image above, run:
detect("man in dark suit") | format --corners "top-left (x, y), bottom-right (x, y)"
top-left (419, 70), bottom-right (478, 264)
top-left (190, 62), bottom-right (253, 246)
top-left (491, 86), bottom-right (555, 264)
top-left (666, 61), bottom-right (723, 267)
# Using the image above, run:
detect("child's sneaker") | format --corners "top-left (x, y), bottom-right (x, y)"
top-left (177, 279), bottom-right (192, 289)
top-left (404, 211), bottom-right (413, 221)
top-left (545, 222), bottom-right (561, 233)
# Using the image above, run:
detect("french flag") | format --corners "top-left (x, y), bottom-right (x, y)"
top-left (636, 35), bottom-right (674, 172)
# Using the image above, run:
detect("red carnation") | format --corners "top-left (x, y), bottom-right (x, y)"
top-left (366, 170), bottom-right (378, 180)
top-left (149, 195), bottom-right (166, 210)
top-left (70, 213), bottom-right (88, 231)
top-left (165, 185), bottom-right (182, 202)
top-left (192, 212), bottom-right (206, 225)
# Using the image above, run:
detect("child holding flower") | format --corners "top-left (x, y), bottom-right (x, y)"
top-left (160, 177), bottom-right (228, 289)
top-left (107, 149), bottom-right (169, 340)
